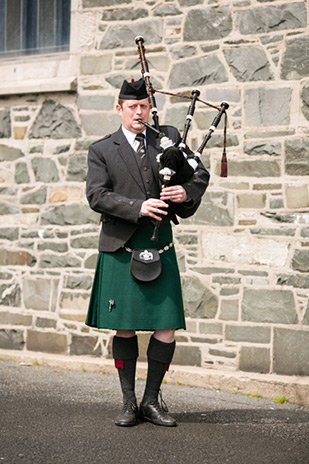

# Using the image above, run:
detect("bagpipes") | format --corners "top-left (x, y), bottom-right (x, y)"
top-left (135, 35), bottom-right (229, 241)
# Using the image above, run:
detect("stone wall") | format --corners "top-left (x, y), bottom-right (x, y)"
top-left (0, 0), bottom-right (309, 377)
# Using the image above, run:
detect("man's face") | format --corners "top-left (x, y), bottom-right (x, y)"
top-left (116, 98), bottom-right (151, 133)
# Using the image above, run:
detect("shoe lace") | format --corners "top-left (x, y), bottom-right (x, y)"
top-left (123, 400), bottom-right (137, 413)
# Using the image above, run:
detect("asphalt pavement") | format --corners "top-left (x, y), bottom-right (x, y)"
top-left (1, 360), bottom-right (308, 464)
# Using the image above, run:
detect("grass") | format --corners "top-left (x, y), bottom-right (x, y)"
top-left (273, 395), bottom-right (289, 404)
top-left (245, 393), bottom-right (262, 398)
top-left (232, 391), bottom-right (262, 398)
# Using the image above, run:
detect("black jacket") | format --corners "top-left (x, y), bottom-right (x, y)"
top-left (86, 125), bottom-right (210, 252)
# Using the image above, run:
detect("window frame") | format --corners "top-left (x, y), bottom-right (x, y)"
top-left (0, 0), bottom-right (78, 96)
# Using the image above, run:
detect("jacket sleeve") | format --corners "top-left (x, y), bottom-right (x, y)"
top-left (86, 142), bottom-right (143, 224)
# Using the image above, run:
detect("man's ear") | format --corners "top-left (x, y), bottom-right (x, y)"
top-left (116, 104), bottom-right (122, 115)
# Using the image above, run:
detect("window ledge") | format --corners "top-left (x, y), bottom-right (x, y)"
top-left (0, 76), bottom-right (77, 96)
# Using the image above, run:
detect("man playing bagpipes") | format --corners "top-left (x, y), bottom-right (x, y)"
top-left (85, 77), bottom-right (210, 427)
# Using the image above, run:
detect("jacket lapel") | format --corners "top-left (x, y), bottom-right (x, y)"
top-left (113, 128), bottom-right (145, 193)
top-left (146, 128), bottom-right (161, 185)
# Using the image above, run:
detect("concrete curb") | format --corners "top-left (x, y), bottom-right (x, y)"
top-left (1, 349), bottom-right (308, 407)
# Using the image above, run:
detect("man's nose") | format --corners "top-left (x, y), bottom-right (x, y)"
top-left (136, 105), bottom-right (142, 113)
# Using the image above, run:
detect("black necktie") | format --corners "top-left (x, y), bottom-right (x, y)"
top-left (135, 133), bottom-right (146, 157)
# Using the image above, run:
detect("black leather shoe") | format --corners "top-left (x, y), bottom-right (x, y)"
top-left (139, 400), bottom-right (177, 427)
top-left (115, 401), bottom-right (139, 427)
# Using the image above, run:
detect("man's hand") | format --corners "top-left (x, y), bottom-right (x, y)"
top-left (140, 198), bottom-right (169, 221)
top-left (160, 185), bottom-right (188, 203)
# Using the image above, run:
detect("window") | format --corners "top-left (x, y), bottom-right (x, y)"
top-left (0, 0), bottom-right (71, 59)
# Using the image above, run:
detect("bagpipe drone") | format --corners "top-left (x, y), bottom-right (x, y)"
top-left (135, 36), bottom-right (229, 241)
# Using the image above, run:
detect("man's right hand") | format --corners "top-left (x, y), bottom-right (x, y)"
top-left (140, 199), bottom-right (169, 221)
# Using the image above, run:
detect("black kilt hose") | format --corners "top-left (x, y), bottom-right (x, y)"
top-left (86, 221), bottom-right (185, 331)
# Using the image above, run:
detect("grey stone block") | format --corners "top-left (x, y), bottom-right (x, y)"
top-left (209, 349), bottom-right (236, 359)
top-left (277, 274), bottom-right (309, 289)
top-left (27, 330), bottom-right (68, 354)
top-left (179, 0), bottom-right (203, 5)
top-left (241, 289), bottom-right (297, 324)
top-left (244, 142), bottom-right (281, 156)
top-left (173, 344), bottom-right (201, 367)
top-left (170, 45), bottom-right (197, 60)
top-left (181, 276), bottom-right (218, 319)
top-left (0, 145), bottom-right (24, 161)
top-left (0, 329), bottom-right (24, 350)
top-left (187, 191), bottom-right (234, 227)
top-left (41, 204), bottom-right (99, 226)
top-left (15, 162), bottom-right (30, 184)
top-left (273, 329), bottom-right (309, 376)
top-left (102, 7), bottom-right (147, 21)
top-left (0, 312), bottom-right (32, 326)
top-left (23, 278), bottom-right (53, 311)
top-left (301, 82), bottom-right (309, 121)
top-left (184, 6), bottom-right (232, 41)
top-left (35, 317), bottom-right (57, 329)
top-left (64, 275), bottom-right (93, 290)
top-left (239, 346), bottom-right (270, 373)
top-left (67, 154), bottom-right (88, 181)
top-left (101, 21), bottom-right (163, 49)
top-left (70, 335), bottom-right (101, 356)
top-left (84, 254), bottom-right (98, 269)
top-left (77, 95), bottom-right (114, 111)
top-left (292, 250), bottom-right (309, 273)
top-left (0, 109), bottom-right (11, 138)
top-left (0, 284), bottom-right (21, 307)
top-left (39, 254), bottom-right (82, 269)
top-left (222, 160), bottom-right (281, 177)
top-left (303, 300), bottom-right (309, 326)
top-left (80, 55), bottom-right (112, 75)
top-left (31, 158), bottom-right (59, 183)
top-left (245, 88), bottom-right (291, 126)
top-left (30, 100), bottom-right (81, 139)
top-left (165, 106), bottom-right (191, 132)
top-left (219, 300), bottom-right (239, 321)
top-left (226, 325), bottom-right (271, 344)
top-left (168, 55), bottom-right (228, 89)
top-left (285, 138), bottom-right (309, 176)
top-left (206, 88), bottom-right (240, 103)
top-left (199, 322), bottom-right (223, 335)
top-left (250, 228), bottom-right (295, 237)
top-left (223, 47), bottom-right (273, 82)
top-left (236, 3), bottom-right (306, 35)
top-left (281, 37), bottom-right (309, 80)
top-left (80, 113), bottom-right (120, 136)
top-left (0, 203), bottom-right (20, 215)
top-left (20, 187), bottom-right (47, 205)
top-left (38, 242), bottom-right (68, 253)
top-left (70, 236), bottom-right (98, 249)
top-left (154, 5), bottom-right (181, 16)
top-left (0, 228), bottom-right (19, 241)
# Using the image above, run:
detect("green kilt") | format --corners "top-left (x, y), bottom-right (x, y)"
top-left (85, 221), bottom-right (186, 331)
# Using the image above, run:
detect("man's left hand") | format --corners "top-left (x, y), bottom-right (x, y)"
top-left (160, 185), bottom-right (188, 203)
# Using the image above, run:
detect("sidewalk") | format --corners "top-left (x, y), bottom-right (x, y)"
top-left (1, 348), bottom-right (308, 407)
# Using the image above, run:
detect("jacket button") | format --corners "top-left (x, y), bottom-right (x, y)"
top-left (129, 201), bottom-right (133, 205)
